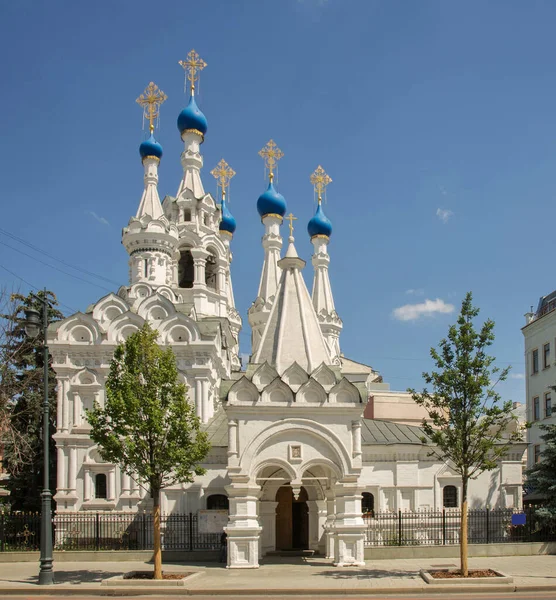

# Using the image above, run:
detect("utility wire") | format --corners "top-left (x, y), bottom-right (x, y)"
top-left (0, 264), bottom-right (78, 314)
top-left (0, 240), bottom-right (114, 294)
top-left (0, 227), bottom-right (121, 287)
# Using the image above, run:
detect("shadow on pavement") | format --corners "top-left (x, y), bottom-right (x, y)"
top-left (314, 568), bottom-right (420, 580)
top-left (3, 569), bottom-right (124, 585)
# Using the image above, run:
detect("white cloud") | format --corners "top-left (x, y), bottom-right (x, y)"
top-left (86, 210), bottom-right (110, 226)
top-left (436, 208), bottom-right (453, 224)
top-left (405, 288), bottom-right (424, 296)
top-left (392, 298), bottom-right (455, 322)
top-left (509, 373), bottom-right (525, 380)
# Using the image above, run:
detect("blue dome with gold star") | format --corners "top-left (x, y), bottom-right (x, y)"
top-left (257, 181), bottom-right (287, 218)
top-left (219, 197), bottom-right (236, 235)
top-left (177, 95), bottom-right (208, 136)
top-left (139, 133), bottom-right (163, 160)
top-left (308, 203), bottom-right (332, 238)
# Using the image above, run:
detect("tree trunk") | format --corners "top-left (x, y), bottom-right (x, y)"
top-left (153, 488), bottom-right (162, 580)
top-left (460, 479), bottom-right (468, 577)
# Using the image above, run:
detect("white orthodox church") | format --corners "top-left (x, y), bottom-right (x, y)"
top-left (48, 53), bottom-right (526, 568)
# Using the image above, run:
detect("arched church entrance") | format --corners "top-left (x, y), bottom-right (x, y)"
top-left (275, 486), bottom-right (309, 550)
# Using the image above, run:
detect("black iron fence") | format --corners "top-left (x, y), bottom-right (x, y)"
top-left (1, 507), bottom-right (555, 552)
top-left (364, 507), bottom-right (556, 546)
top-left (0, 512), bottom-right (220, 552)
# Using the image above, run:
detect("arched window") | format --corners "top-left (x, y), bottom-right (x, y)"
top-left (206, 494), bottom-right (229, 510)
top-left (205, 250), bottom-right (218, 291)
top-left (178, 249), bottom-right (194, 288)
top-left (95, 474), bottom-right (107, 499)
top-left (443, 485), bottom-right (458, 508)
top-left (362, 492), bottom-right (375, 516)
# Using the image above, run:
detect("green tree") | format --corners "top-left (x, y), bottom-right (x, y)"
top-left (0, 289), bottom-right (63, 511)
top-left (409, 292), bottom-right (521, 576)
top-left (525, 424), bottom-right (556, 517)
top-left (86, 323), bottom-right (210, 579)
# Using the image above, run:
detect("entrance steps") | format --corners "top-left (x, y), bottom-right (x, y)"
top-left (266, 550), bottom-right (315, 557)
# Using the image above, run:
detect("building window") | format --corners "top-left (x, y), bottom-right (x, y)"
top-left (532, 349), bottom-right (539, 374)
top-left (144, 259), bottom-right (148, 278)
top-left (183, 209), bottom-right (191, 222)
top-left (362, 492), bottom-right (375, 516)
top-left (206, 494), bottom-right (229, 510)
top-left (443, 485), bottom-right (458, 508)
top-left (205, 251), bottom-right (218, 291)
top-left (544, 344), bottom-right (551, 369)
top-left (534, 396), bottom-right (540, 420)
top-left (178, 249), bottom-right (194, 288)
top-left (534, 444), bottom-right (541, 464)
top-left (95, 474), bottom-right (107, 499)
top-left (545, 393), bottom-right (552, 418)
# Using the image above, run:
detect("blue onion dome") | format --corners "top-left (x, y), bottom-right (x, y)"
top-left (177, 95), bottom-right (208, 136)
top-left (219, 197), bottom-right (237, 235)
top-left (257, 180), bottom-right (287, 218)
top-left (139, 133), bottom-right (163, 160)
top-left (307, 203), bottom-right (332, 238)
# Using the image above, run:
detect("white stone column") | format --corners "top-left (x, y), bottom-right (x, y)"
top-left (56, 381), bottom-right (64, 432)
top-left (324, 489), bottom-right (336, 559)
top-left (352, 421), bottom-right (362, 458)
top-left (68, 447), bottom-right (77, 493)
top-left (84, 470), bottom-right (91, 501)
top-left (194, 379), bottom-right (202, 419)
top-left (62, 379), bottom-right (70, 433)
top-left (73, 392), bottom-right (81, 428)
top-left (201, 378), bottom-right (210, 422)
top-left (122, 472), bottom-right (131, 496)
top-left (332, 481), bottom-right (366, 567)
top-left (225, 481), bottom-right (262, 569)
top-left (56, 447), bottom-right (66, 493)
top-left (108, 470), bottom-right (116, 501)
top-left (191, 248), bottom-right (208, 287)
top-left (259, 500), bottom-right (278, 555)
top-left (227, 420), bottom-right (239, 458)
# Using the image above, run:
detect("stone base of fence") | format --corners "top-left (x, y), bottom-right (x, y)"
top-left (0, 549), bottom-right (219, 563)
top-left (364, 541), bottom-right (556, 560)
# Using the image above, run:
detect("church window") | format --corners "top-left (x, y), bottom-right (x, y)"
top-left (203, 214), bottom-right (209, 226)
top-left (206, 494), bottom-right (229, 510)
top-left (443, 485), bottom-right (458, 508)
top-left (178, 249), bottom-right (194, 288)
top-left (205, 250), bottom-right (218, 291)
top-left (362, 492), bottom-right (374, 516)
top-left (183, 209), bottom-right (191, 222)
top-left (95, 473), bottom-right (107, 499)
top-left (144, 259), bottom-right (148, 278)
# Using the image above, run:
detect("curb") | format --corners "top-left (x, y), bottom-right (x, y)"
top-left (0, 584), bottom-right (554, 596)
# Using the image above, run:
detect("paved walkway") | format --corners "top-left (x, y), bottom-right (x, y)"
top-left (0, 555), bottom-right (554, 595)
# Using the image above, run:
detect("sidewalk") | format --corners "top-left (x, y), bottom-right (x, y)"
top-left (0, 554), bottom-right (554, 595)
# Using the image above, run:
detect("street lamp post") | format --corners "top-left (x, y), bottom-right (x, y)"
top-left (23, 289), bottom-right (54, 585)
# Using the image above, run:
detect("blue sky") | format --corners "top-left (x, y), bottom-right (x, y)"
top-left (2, 0), bottom-right (556, 402)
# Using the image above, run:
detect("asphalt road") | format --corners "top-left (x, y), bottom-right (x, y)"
top-left (13, 594), bottom-right (556, 600)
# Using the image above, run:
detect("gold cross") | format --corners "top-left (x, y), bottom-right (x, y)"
top-left (136, 82), bottom-right (167, 133)
top-left (286, 213), bottom-right (297, 237)
top-left (210, 159), bottom-right (236, 200)
top-left (310, 165), bottom-right (332, 204)
top-left (178, 49), bottom-right (207, 94)
top-left (259, 139), bottom-right (284, 182)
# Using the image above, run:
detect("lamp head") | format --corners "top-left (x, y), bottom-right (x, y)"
top-left (24, 308), bottom-right (41, 338)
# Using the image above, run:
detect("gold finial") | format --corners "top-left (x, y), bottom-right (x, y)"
top-left (310, 165), bottom-right (332, 205)
top-left (259, 139), bottom-right (284, 182)
top-left (286, 212), bottom-right (297, 237)
top-left (136, 82), bottom-right (167, 133)
top-left (178, 49), bottom-right (207, 95)
top-left (210, 159), bottom-right (236, 200)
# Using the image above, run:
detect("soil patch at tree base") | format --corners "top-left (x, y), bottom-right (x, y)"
top-left (420, 568), bottom-right (512, 585)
